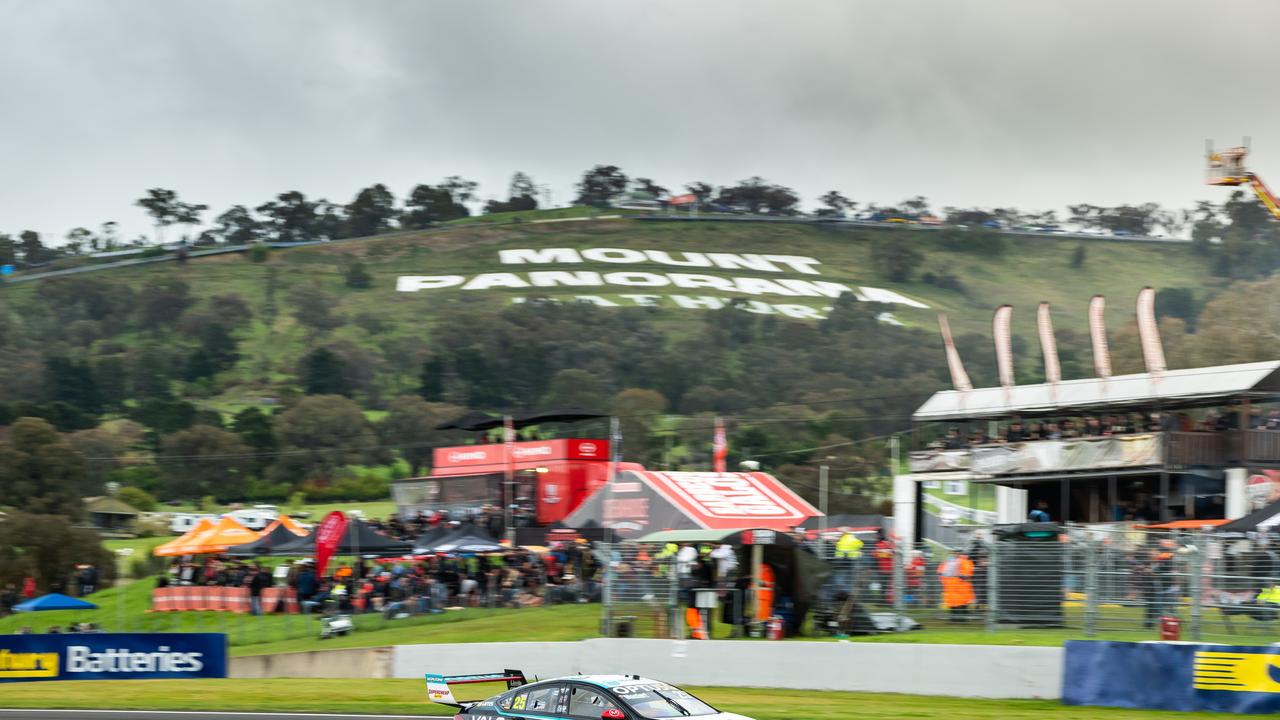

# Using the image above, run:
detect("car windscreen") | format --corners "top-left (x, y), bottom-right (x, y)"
top-left (609, 683), bottom-right (718, 718)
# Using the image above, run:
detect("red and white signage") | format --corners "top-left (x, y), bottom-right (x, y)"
top-left (314, 511), bottom-right (348, 576)
top-left (432, 439), bottom-right (610, 474)
top-left (643, 471), bottom-right (820, 530)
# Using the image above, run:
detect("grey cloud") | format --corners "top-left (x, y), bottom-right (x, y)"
top-left (2, 0), bottom-right (1279, 239)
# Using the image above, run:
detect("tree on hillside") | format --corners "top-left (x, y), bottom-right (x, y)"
top-left (269, 395), bottom-right (380, 483)
top-left (158, 425), bottom-right (252, 500)
top-left (135, 188), bottom-right (182, 244)
top-left (0, 233), bottom-right (16, 265)
top-left (543, 368), bottom-right (607, 410)
top-left (575, 165), bottom-right (628, 207)
top-left (174, 201), bottom-right (208, 243)
top-left (403, 184), bottom-right (470, 228)
top-left (485, 172), bottom-right (539, 214)
top-left (418, 355), bottom-right (446, 401)
top-left (300, 347), bottom-right (353, 396)
top-left (19, 231), bottom-right (56, 265)
top-left (289, 285), bottom-right (344, 334)
top-left (214, 205), bottom-right (264, 245)
top-left (0, 512), bottom-right (116, 592)
top-left (1189, 277), bottom-right (1280, 365)
top-left (256, 191), bottom-right (323, 242)
top-left (343, 183), bottom-right (398, 238)
top-left (44, 356), bottom-right (102, 413)
top-left (378, 396), bottom-right (464, 475)
top-left (231, 407), bottom-right (278, 474)
top-left (67, 428), bottom-right (124, 489)
top-left (441, 176), bottom-right (479, 205)
top-left (64, 227), bottom-right (92, 255)
top-left (131, 397), bottom-right (198, 435)
top-left (684, 182), bottom-right (714, 203)
top-left (343, 260), bottom-right (373, 289)
top-left (0, 417), bottom-right (91, 517)
top-left (715, 177), bottom-right (799, 215)
top-left (612, 388), bottom-right (668, 462)
top-left (633, 178), bottom-right (668, 199)
top-left (138, 276), bottom-right (194, 327)
top-left (816, 190), bottom-right (855, 218)
top-left (869, 236), bottom-right (923, 282)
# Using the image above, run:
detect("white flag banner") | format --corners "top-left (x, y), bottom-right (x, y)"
top-left (1136, 286), bottom-right (1167, 375)
top-left (1037, 302), bottom-right (1061, 385)
top-left (993, 305), bottom-right (1015, 389)
top-left (1089, 295), bottom-right (1112, 379)
top-left (937, 314), bottom-right (972, 392)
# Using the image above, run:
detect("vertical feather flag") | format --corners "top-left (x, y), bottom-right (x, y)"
top-left (1089, 295), bottom-right (1112, 378)
top-left (1037, 302), bottom-right (1061, 385)
top-left (1136, 287), bottom-right (1167, 375)
top-left (993, 305), bottom-right (1015, 388)
top-left (937, 314), bottom-right (972, 392)
top-left (713, 417), bottom-right (728, 473)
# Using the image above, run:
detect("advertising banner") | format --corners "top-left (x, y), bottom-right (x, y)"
top-left (970, 434), bottom-right (1163, 475)
top-left (1064, 640), bottom-right (1280, 713)
top-left (314, 510), bottom-right (348, 576)
top-left (0, 633), bottom-right (227, 683)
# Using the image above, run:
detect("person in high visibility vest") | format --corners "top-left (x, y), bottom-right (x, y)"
top-left (835, 532), bottom-right (864, 559)
top-left (938, 552), bottom-right (975, 620)
top-left (755, 563), bottom-right (776, 622)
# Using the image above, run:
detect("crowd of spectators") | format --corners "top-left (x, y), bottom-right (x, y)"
top-left (159, 520), bottom-right (602, 618)
top-left (934, 407), bottom-right (1280, 449)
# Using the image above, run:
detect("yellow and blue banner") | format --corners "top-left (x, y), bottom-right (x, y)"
top-left (1065, 640), bottom-right (1280, 714)
top-left (0, 633), bottom-right (226, 683)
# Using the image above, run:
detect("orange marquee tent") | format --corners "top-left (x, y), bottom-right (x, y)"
top-left (152, 517), bottom-right (217, 557)
top-left (275, 514), bottom-right (311, 536)
top-left (153, 516), bottom-right (259, 557)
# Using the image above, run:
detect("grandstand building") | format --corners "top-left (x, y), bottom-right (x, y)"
top-left (893, 361), bottom-right (1280, 541)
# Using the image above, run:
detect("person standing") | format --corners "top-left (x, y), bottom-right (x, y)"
top-left (248, 564), bottom-right (270, 616)
top-left (938, 552), bottom-right (975, 621)
top-left (1028, 501), bottom-right (1051, 523)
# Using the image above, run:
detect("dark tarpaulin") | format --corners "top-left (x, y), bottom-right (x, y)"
top-left (1218, 498), bottom-right (1280, 537)
top-left (435, 408), bottom-right (607, 432)
top-left (261, 518), bottom-right (413, 557)
top-left (225, 523), bottom-right (309, 558)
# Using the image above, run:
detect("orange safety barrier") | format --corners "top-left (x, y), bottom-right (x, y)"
top-left (228, 587), bottom-right (249, 614)
top-left (152, 585), bottom-right (308, 613)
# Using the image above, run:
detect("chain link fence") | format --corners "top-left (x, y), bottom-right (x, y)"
top-left (602, 525), bottom-right (1280, 641)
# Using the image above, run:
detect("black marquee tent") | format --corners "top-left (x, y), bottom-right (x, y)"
top-left (1218, 499), bottom-right (1280, 537)
top-left (233, 518), bottom-right (413, 557)
top-left (225, 522), bottom-right (308, 558)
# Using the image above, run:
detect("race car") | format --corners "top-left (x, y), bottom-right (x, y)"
top-left (425, 669), bottom-right (755, 720)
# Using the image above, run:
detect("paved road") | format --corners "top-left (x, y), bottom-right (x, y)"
top-left (0, 707), bottom-right (450, 712)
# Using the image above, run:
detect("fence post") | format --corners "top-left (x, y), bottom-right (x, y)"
top-left (985, 534), bottom-right (999, 632)
top-left (1189, 534), bottom-right (1204, 641)
top-left (668, 555), bottom-right (681, 640)
top-left (893, 538), bottom-right (906, 624)
top-left (1084, 537), bottom-right (1099, 637)
top-left (601, 542), bottom-right (614, 637)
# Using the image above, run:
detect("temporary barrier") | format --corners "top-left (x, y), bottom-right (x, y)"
top-left (1064, 640), bottom-right (1280, 713)
top-left (0, 633), bottom-right (227, 683)
top-left (152, 586), bottom-right (301, 614)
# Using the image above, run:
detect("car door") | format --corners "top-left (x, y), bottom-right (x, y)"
top-left (564, 684), bottom-right (628, 720)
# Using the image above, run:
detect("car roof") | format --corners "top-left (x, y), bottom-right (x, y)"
top-left (514, 675), bottom-right (668, 690)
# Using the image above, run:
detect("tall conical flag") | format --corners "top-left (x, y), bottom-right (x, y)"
top-left (1037, 302), bottom-right (1061, 385)
top-left (713, 417), bottom-right (728, 473)
top-left (1136, 287), bottom-right (1167, 375)
top-left (937, 314), bottom-right (972, 392)
top-left (993, 305), bottom-right (1015, 389)
top-left (1088, 295), bottom-right (1112, 378)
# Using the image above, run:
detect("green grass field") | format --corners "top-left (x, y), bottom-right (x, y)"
top-left (0, 679), bottom-right (1246, 719)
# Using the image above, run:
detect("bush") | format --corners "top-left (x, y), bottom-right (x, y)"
top-left (107, 465), bottom-right (162, 495)
top-left (1070, 244), bottom-right (1087, 268)
top-left (869, 237), bottom-right (924, 283)
top-left (921, 269), bottom-right (967, 294)
top-left (247, 244), bottom-right (270, 263)
top-left (344, 260), bottom-right (373, 289)
top-left (116, 486), bottom-right (157, 512)
top-left (134, 518), bottom-right (170, 538)
top-left (287, 491), bottom-right (307, 512)
top-left (198, 495), bottom-right (218, 512)
top-left (130, 554), bottom-right (167, 579)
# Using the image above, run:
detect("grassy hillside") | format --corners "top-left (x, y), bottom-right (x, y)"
top-left (5, 217), bottom-right (1216, 336)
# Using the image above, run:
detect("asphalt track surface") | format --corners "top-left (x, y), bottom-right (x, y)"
top-left (0, 713), bottom-right (451, 720)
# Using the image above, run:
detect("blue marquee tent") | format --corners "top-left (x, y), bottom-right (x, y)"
top-left (14, 593), bottom-right (98, 612)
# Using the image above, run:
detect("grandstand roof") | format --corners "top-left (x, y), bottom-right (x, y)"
top-left (913, 360), bottom-right (1280, 422)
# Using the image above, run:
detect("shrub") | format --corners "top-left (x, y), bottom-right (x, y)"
top-left (1070, 244), bottom-right (1087, 268)
top-left (116, 486), bottom-right (157, 512)
top-left (247, 244), bottom-right (270, 263)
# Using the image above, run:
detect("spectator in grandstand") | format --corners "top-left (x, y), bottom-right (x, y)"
top-left (1084, 416), bottom-right (1105, 436)
top-left (1004, 421), bottom-right (1027, 443)
top-left (944, 427), bottom-right (966, 449)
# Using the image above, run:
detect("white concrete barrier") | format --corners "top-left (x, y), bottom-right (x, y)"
top-left (393, 639), bottom-right (1063, 699)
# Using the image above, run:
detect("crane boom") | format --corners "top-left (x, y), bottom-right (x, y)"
top-left (1247, 173), bottom-right (1280, 221)
top-left (1206, 140), bottom-right (1280, 221)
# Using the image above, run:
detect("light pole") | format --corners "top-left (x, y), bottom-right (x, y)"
top-left (818, 465), bottom-right (829, 558)
top-left (114, 548), bottom-right (134, 632)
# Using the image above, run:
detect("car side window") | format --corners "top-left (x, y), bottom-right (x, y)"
top-left (509, 684), bottom-right (563, 714)
top-left (567, 686), bottom-right (621, 718)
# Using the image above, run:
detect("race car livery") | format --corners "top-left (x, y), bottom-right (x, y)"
top-left (425, 670), bottom-right (755, 720)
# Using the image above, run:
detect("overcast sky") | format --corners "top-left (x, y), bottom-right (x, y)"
top-left (3, 0), bottom-right (1280, 241)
